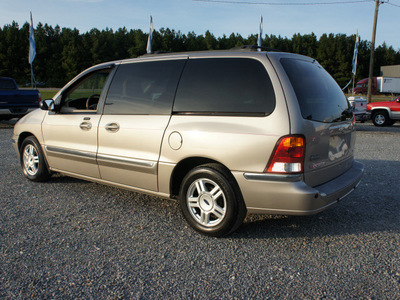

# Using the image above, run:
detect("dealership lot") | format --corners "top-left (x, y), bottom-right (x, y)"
top-left (1, 121), bottom-right (399, 299)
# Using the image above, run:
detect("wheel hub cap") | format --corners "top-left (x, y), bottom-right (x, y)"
top-left (376, 115), bottom-right (385, 125)
top-left (199, 193), bottom-right (214, 211)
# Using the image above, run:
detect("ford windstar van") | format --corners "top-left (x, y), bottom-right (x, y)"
top-left (12, 46), bottom-right (364, 236)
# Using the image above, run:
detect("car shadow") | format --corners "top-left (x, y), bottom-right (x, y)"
top-left (46, 173), bottom-right (93, 184)
top-left (356, 121), bottom-right (400, 133)
top-left (0, 119), bottom-right (17, 129)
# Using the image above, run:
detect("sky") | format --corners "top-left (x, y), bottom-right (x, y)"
top-left (1, 0), bottom-right (399, 50)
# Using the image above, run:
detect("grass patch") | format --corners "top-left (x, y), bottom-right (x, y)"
top-left (39, 89), bottom-right (60, 100)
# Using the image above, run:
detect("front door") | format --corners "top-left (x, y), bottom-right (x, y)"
top-left (42, 68), bottom-right (112, 178)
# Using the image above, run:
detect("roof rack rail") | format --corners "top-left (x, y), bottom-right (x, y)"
top-left (229, 45), bottom-right (281, 52)
top-left (141, 51), bottom-right (172, 57)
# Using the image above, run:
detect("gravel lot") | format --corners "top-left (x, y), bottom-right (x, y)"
top-left (1, 120), bottom-right (399, 299)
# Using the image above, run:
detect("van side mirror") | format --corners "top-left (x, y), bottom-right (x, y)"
top-left (39, 99), bottom-right (55, 111)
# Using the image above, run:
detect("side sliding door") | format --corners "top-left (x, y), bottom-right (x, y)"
top-left (97, 58), bottom-right (187, 191)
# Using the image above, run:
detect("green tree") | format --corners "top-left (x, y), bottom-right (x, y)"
top-left (1, 20), bottom-right (399, 88)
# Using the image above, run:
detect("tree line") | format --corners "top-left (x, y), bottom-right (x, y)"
top-left (1, 21), bottom-right (400, 88)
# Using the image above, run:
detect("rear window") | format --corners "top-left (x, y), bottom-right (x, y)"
top-left (173, 58), bottom-right (275, 115)
top-left (281, 58), bottom-right (351, 123)
top-left (0, 78), bottom-right (17, 90)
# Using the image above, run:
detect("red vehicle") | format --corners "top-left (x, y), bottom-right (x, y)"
top-left (367, 96), bottom-right (400, 126)
top-left (353, 78), bottom-right (371, 94)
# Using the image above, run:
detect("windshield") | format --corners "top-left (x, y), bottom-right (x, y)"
top-left (281, 58), bottom-right (351, 123)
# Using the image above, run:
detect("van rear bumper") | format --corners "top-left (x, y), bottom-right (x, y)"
top-left (235, 160), bottom-right (364, 215)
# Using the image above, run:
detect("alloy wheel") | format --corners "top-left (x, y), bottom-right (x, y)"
top-left (23, 144), bottom-right (39, 176)
top-left (186, 178), bottom-right (227, 227)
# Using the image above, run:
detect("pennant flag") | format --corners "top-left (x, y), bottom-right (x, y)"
top-left (352, 31), bottom-right (359, 76)
top-left (146, 16), bottom-right (154, 54)
top-left (257, 15), bottom-right (263, 51)
top-left (29, 12), bottom-right (36, 65)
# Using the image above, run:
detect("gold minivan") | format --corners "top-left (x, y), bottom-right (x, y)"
top-left (12, 47), bottom-right (364, 236)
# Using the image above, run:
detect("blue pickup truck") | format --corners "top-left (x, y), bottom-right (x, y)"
top-left (0, 77), bottom-right (40, 120)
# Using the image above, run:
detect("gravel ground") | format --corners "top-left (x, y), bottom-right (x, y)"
top-left (1, 120), bottom-right (399, 299)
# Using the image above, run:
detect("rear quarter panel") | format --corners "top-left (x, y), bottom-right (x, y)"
top-left (267, 52), bottom-right (357, 187)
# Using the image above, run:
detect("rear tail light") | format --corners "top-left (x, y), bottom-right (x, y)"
top-left (265, 135), bottom-right (305, 174)
top-left (38, 92), bottom-right (42, 104)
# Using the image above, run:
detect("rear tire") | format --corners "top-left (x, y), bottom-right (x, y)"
top-left (20, 136), bottom-right (51, 182)
top-left (179, 164), bottom-right (246, 237)
top-left (372, 111), bottom-right (390, 127)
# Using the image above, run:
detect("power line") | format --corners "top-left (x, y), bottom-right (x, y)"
top-left (193, 0), bottom-right (373, 6)
top-left (386, 2), bottom-right (400, 7)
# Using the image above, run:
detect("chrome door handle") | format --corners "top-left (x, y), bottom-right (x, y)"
top-left (79, 122), bottom-right (92, 130)
top-left (105, 123), bottom-right (120, 132)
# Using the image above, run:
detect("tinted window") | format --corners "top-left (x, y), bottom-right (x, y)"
top-left (281, 58), bottom-right (351, 123)
top-left (104, 60), bottom-right (186, 115)
top-left (173, 58), bottom-right (275, 115)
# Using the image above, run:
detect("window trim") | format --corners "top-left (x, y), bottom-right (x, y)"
top-left (172, 111), bottom-right (269, 117)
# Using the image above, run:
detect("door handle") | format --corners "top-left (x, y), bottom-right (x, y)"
top-left (105, 123), bottom-right (120, 132)
top-left (79, 122), bottom-right (92, 130)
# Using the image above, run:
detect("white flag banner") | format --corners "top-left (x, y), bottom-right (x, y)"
top-left (257, 15), bottom-right (263, 51)
top-left (29, 12), bottom-right (36, 65)
top-left (146, 16), bottom-right (153, 54)
top-left (352, 31), bottom-right (359, 76)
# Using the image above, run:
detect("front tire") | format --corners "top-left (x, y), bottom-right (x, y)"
top-left (372, 111), bottom-right (390, 127)
top-left (20, 136), bottom-right (51, 182)
top-left (179, 164), bottom-right (246, 237)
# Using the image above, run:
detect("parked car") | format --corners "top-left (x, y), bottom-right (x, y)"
top-left (367, 96), bottom-right (400, 126)
top-left (347, 96), bottom-right (369, 122)
top-left (12, 47), bottom-right (364, 236)
top-left (0, 77), bottom-right (40, 120)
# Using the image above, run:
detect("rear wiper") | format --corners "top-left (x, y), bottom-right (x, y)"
top-left (341, 107), bottom-right (354, 120)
